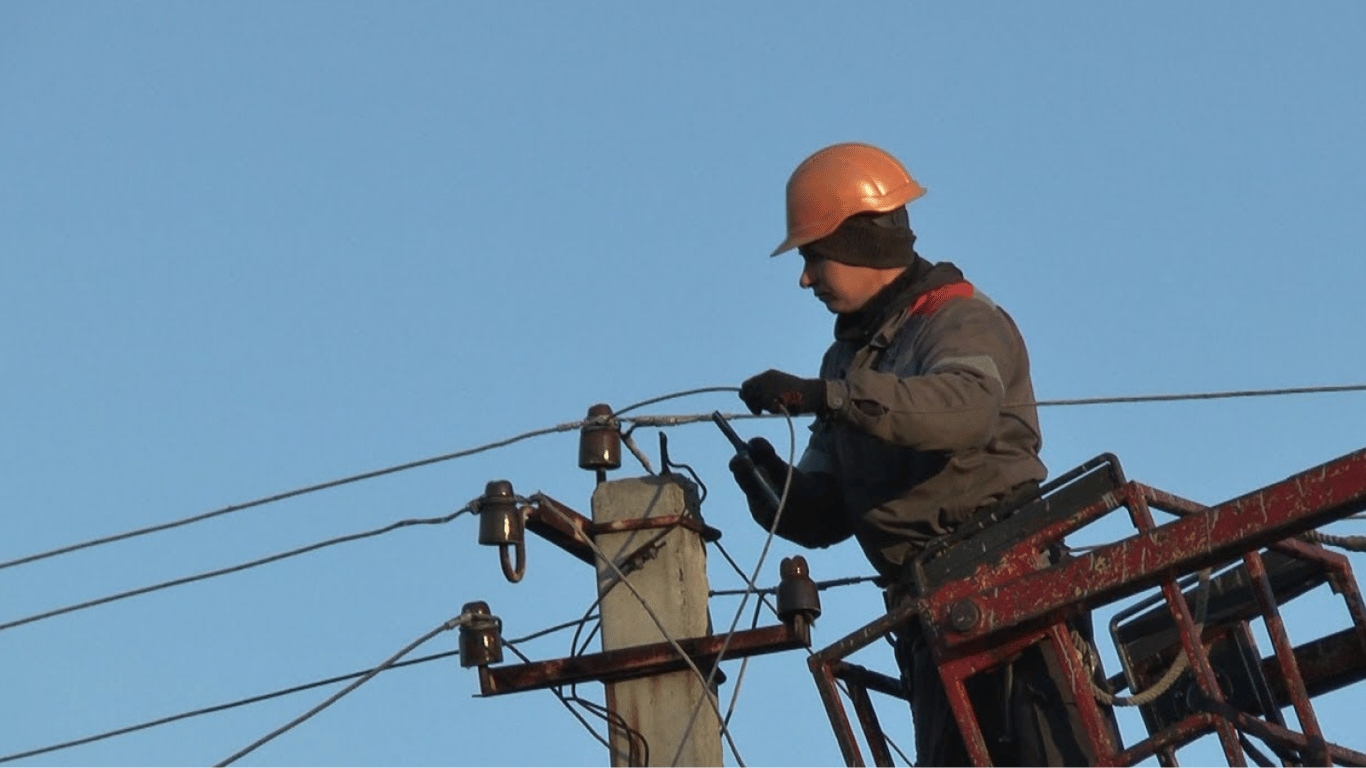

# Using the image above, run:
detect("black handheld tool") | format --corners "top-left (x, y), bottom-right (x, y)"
top-left (711, 411), bottom-right (783, 512)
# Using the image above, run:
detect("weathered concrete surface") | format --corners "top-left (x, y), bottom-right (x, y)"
top-left (593, 475), bottom-right (720, 767)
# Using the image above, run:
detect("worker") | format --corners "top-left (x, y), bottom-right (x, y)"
top-left (730, 142), bottom-right (1100, 765)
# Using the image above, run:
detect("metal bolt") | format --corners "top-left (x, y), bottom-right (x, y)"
top-left (948, 600), bottom-right (981, 632)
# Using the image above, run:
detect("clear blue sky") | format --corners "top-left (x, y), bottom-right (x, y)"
top-left (3, 3), bottom-right (1365, 766)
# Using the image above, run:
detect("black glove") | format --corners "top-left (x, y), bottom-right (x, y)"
top-left (729, 437), bottom-right (852, 546)
top-left (739, 369), bottom-right (827, 416)
top-left (728, 437), bottom-right (790, 528)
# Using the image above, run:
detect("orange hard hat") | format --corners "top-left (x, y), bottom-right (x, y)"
top-left (771, 142), bottom-right (926, 257)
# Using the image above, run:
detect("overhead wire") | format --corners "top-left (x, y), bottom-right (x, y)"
top-left (1029, 383), bottom-right (1366, 408)
top-left (215, 611), bottom-right (480, 766)
top-left (5, 381), bottom-right (1365, 763)
top-left (0, 507), bottom-right (473, 633)
top-left (5, 380), bottom-right (1362, 575)
top-left (0, 609), bottom-right (606, 765)
top-left (1, 650), bottom-right (460, 764)
top-left (669, 403), bottom-right (799, 767)
top-left (0, 422), bottom-right (580, 572)
top-left (709, 574), bottom-right (881, 599)
top-left (0, 386), bottom-right (754, 765)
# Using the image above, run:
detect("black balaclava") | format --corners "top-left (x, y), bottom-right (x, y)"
top-left (798, 206), bottom-right (917, 268)
top-left (801, 206), bottom-right (966, 341)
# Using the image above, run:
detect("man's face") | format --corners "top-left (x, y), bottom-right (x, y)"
top-left (799, 252), bottom-right (889, 314)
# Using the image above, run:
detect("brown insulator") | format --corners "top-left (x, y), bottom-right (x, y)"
top-left (477, 481), bottom-right (526, 582)
top-left (777, 555), bottom-right (822, 622)
top-left (478, 480), bottom-right (524, 547)
top-left (458, 600), bottom-right (503, 668)
top-left (578, 403), bottom-right (621, 472)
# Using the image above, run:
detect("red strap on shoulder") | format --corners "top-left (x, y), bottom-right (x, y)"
top-left (906, 281), bottom-right (975, 317)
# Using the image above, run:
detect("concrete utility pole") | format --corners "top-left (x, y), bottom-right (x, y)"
top-left (592, 475), bottom-right (722, 767)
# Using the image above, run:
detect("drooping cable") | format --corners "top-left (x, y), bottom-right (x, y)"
top-left (1081, 568), bottom-right (1213, 707)
top-left (0, 507), bottom-right (472, 633)
top-left (8, 380), bottom-right (1360, 574)
top-left (669, 404), bottom-right (799, 767)
top-left (0, 423), bottom-right (580, 572)
top-left (569, 694), bottom-right (652, 767)
top-left (719, 598), bottom-right (767, 747)
top-left (611, 387), bottom-right (742, 418)
top-left (5, 378), bottom-right (1362, 761)
top-left (500, 640), bottom-right (616, 756)
top-left (0, 610), bottom-right (603, 765)
top-left (536, 496), bottom-right (740, 760)
top-left (215, 611), bottom-right (480, 766)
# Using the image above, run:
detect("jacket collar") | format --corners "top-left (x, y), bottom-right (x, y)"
top-left (833, 257), bottom-right (965, 344)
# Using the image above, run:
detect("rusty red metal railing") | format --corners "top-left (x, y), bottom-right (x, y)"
top-left (808, 447), bottom-right (1366, 766)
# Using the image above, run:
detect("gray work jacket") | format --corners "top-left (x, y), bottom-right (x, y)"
top-left (790, 278), bottom-right (1046, 580)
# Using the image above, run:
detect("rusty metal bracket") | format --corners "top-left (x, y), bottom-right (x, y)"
top-left (474, 620), bottom-right (809, 696)
top-left (521, 494), bottom-right (722, 570)
top-left (589, 513), bottom-right (722, 543)
top-left (931, 448), bottom-right (1366, 650)
top-left (522, 493), bottom-right (596, 566)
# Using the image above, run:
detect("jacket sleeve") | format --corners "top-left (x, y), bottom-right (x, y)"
top-left (742, 420), bottom-right (851, 548)
top-left (750, 466), bottom-right (851, 548)
top-left (824, 298), bottom-right (1019, 452)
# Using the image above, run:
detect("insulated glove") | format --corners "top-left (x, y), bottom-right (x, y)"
top-left (739, 369), bottom-right (827, 416)
top-left (727, 437), bottom-right (789, 529)
top-left (728, 437), bottom-right (849, 546)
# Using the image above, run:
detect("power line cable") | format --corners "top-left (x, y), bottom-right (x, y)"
top-left (9, 381), bottom-right (1359, 574)
top-left (612, 387), bottom-right (740, 418)
top-left (6, 377), bottom-right (1356, 761)
top-left (6, 383), bottom-right (1360, 751)
top-left (0, 423), bottom-right (578, 572)
top-left (0, 387), bottom-right (737, 574)
top-left (0, 649), bottom-right (458, 764)
top-left (215, 611), bottom-right (480, 766)
top-left (0, 611), bottom-right (600, 765)
top-left (670, 405), bottom-right (800, 767)
top-left (626, 382), bottom-right (1366, 431)
top-left (1029, 383), bottom-right (1366, 408)
top-left (0, 507), bottom-right (472, 633)
top-left (709, 574), bottom-right (881, 599)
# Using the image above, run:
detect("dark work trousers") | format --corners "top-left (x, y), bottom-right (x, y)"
top-left (892, 614), bottom-right (1113, 767)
